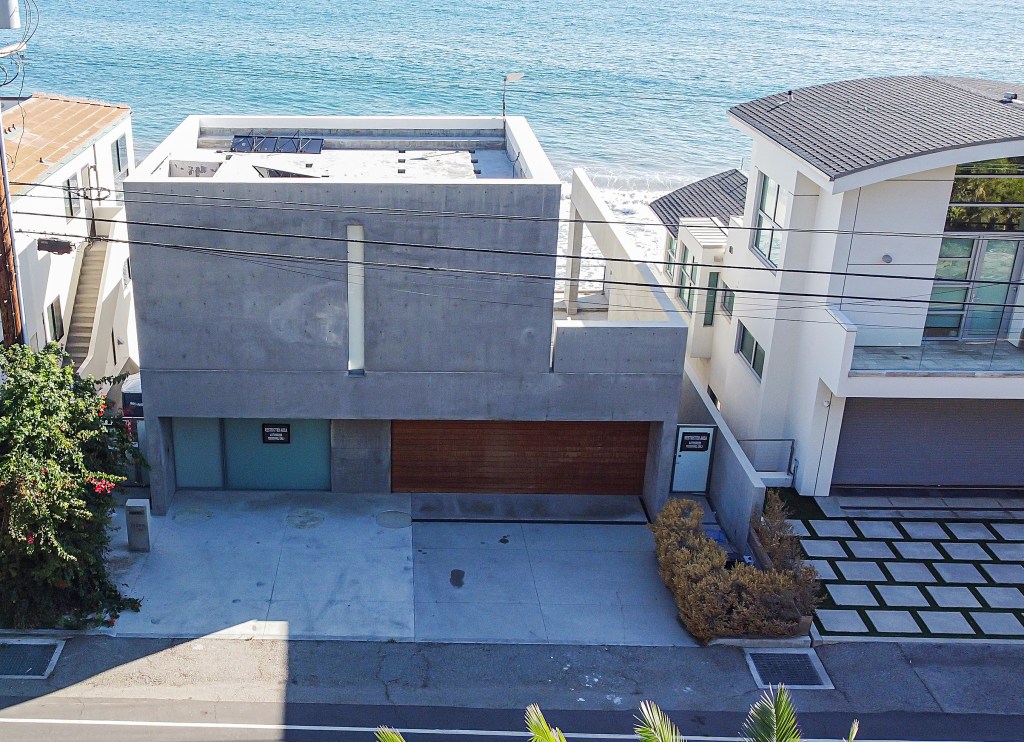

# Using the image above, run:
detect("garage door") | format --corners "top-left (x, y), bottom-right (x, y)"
top-left (833, 399), bottom-right (1024, 487)
top-left (391, 421), bottom-right (650, 495)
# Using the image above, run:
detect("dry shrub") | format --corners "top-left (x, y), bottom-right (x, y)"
top-left (650, 498), bottom-right (820, 644)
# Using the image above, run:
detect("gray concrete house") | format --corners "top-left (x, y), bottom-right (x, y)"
top-left (125, 115), bottom-right (687, 518)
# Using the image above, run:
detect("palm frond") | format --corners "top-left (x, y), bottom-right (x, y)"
top-left (846, 719), bottom-right (860, 742)
top-left (635, 700), bottom-right (684, 742)
top-left (742, 685), bottom-right (801, 742)
top-left (375, 726), bottom-right (407, 742)
top-left (525, 704), bottom-right (568, 742)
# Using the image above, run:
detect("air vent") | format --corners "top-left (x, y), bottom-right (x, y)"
top-left (0, 639), bottom-right (65, 679)
top-left (744, 649), bottom-right (832, 690)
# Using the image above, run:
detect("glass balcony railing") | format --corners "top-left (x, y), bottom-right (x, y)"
top-left (850, 337), bottom-right (1024, 374)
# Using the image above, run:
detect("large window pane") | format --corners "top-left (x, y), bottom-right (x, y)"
top-left (939, 238), bottom-right (973, 258)
top-left (955, 157), bottom-right (1024, 176)
top-left (929, 285), bottom-right (968, 310)
top-left (935, 259), bottom-right (970, 280)
top-left (945, 205), bottom-right (1024, 232)
top-left (950, 177), bottom-right (1024, 204)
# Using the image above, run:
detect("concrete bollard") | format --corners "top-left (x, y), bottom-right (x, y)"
top-left (125, 498), bottom-right (151, 552)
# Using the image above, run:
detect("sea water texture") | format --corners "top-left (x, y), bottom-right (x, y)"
top-left (12, 0), bottom-right (1024, 259)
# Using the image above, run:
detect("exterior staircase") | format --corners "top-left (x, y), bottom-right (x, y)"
top-left (65, 240), bottom-right (107, 369)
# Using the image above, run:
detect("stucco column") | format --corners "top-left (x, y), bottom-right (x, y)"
top-left (565, 206), bottom-right (583, 316)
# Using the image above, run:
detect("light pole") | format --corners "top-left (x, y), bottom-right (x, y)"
top-left (0, 0), bottom-right (20, 345)
top-left (502, 72), bottom-right (524, 120)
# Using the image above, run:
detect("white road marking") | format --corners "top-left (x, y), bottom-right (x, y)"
top-left (0, 717), bottom-right (982, 742)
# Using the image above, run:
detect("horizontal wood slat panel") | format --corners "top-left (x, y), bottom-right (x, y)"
top-left (391, 420), bottom-right (649, 495)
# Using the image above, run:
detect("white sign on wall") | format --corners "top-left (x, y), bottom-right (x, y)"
top-left (671, 425), bottom-right (716, 493)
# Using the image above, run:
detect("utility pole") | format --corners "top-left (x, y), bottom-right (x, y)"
top-left (0, 0), bottom-right (22, 346)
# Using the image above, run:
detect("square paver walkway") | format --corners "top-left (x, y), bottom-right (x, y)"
top-left (802, 514), bottom-right (1024, 641)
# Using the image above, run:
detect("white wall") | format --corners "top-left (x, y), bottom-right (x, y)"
top-left (11, 114), bottom-right (139, 379)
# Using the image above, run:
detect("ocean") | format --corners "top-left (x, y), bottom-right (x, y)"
top-left (13, 0), bottom-right (1024, 255)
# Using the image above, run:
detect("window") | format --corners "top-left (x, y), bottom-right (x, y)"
top-left (720, 282), bottom-right (735, 317)
top-left (122, 258), bottom-right (132, 289)
top-left (751, 172), bottom-right (788, 266)
top-left (664, 236), bottom-right (678, 279)
top-left (945, 157), bottom-right (1024, 232)
top-left (111, 135), bottom-right (130, 177)
top-left (677, 243), bottom-right (698, 311)
top-left (736, 322), bottom-right (765, 379)
top-left (46, 298), bottom-right (64, 342)
top-left (63, 174), bottom-right (81, 219)
top-left (703, 272), bottom-right (719, 327)
top-left (111, 330), bottom-right (118, 366)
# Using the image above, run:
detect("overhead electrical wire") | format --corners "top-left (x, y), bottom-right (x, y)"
top-left (21, 226), bottom-right (1024, 313)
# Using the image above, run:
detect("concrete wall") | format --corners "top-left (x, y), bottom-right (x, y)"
top-left (678, 365), bottom-right (765, 546)
top-left (331, 419), bottom-right (390, 493)
top-left (552, 320), bottom-right (686, 374)
top-left (126, 124), bottom-right (686, 512)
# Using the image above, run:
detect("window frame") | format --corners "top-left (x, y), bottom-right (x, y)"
top-left (63, 174), bottom-right (81, 220)
top-left (720, 282), bottom-right (735, 318)
top-left (736, 321), bottom-right (765, 379)
top-left (750, 171), bottom-right (787, 267)
top-left (46, 298), bottom-right (64, 342)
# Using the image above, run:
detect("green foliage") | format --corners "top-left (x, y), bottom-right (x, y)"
top-left (650, 499), bottom-right (820, 643)
top-left (0, 343), bottom-right (141, 629)
top-left (374, 727), bottom-right (407, 742)
top-left (526, 704), bottom-right (569, 742)
top-left (743, 685), bottom-right (801, 742)
top-left (635, 700), bottom-right (684, 742)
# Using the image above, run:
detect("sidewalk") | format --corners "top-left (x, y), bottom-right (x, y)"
top-left (1, 635), bottom-right (1023, 729)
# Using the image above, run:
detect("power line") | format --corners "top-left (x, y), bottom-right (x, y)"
top-left (20, 227), bottom-right (1024, 312)
top-left (14, 207), bottom-right (1024, 292)
top-left (14, 179), bottom-right (1024, 241)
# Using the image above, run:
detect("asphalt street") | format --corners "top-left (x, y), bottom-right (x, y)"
top-left (1, 637), bottom-right (1022, 741)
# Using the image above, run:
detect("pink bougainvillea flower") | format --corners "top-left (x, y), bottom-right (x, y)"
top-left (57, 581), bottom-right (67, 588)
top-left (26, 534), bottom-right (35, 544)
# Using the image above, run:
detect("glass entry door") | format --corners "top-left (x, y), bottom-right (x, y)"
top-left (926, 238), bottom-right (1022, 339)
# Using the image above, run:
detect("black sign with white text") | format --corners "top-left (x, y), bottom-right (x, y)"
top-left (262, 423), bottom-right (291, 444)
top-left (680, 432), bottom-right (711, 452)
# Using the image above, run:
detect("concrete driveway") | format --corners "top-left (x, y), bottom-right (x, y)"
top-left (107, 491), bottom-right (694, 646)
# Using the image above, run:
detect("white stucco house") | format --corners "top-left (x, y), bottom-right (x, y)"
top-left (654, 76), bottom-right (1024, 496)
top-left (1, 93), bottom-right (139, 382)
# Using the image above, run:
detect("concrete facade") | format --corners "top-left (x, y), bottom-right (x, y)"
top-left (127, 116), bottom-right (687, 515)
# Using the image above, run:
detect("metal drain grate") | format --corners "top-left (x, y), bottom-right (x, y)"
top-left (745, 649), bottom-right (833, 690)
top-left (0, 639), bottom-right (65, 679)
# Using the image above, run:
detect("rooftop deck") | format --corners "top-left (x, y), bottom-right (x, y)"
top-left (851, 340), bottom-right (1024, 376)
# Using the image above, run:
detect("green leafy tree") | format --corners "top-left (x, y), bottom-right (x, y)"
top-left (0, 343), bottom-right (141, 628)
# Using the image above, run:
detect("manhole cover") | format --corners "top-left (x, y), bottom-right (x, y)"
top-left (286, 509), bottom-right (325, 529)
top-left (376, 510), bottom-right (412, 528)
top-left (745, 649), bottom-right (832, 690)
top-left (0, 640), bottom-right (65, 679)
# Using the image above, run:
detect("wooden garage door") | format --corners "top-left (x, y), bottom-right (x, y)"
top-left (391, 421), bottom-right (649, 495)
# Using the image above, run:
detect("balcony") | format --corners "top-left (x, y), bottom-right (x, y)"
top-left (851, 339), bottom-right (1024, 376)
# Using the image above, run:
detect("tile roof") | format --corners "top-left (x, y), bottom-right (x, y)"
top-left (2, 93), bottom-right (130, 197)
top-left (728, 76), bottom-right (1024, 181)
top-left (648, 169), bottom-right (748, 236)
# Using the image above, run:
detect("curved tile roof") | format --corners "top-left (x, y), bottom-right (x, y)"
top-left (649, 169), bottom-right (747, 236)
top-left (728, 76), bottom-right (1024, 181)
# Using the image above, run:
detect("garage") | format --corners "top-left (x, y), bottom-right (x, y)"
top-left (391, 420), bottom-right (650, 495)
top-left (833, 399), bottom-right (1024, 487)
